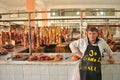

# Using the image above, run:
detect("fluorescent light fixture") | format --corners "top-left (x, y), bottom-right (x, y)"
top-left (52, 12), bottom-right (56, 16)
top-left (100, 12), bottom-right (104, 15)
top-left (76, 11), bottom-right (80, 15)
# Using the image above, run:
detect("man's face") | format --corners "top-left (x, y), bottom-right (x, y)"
top-left (87, 31), bottom-right (98, 41)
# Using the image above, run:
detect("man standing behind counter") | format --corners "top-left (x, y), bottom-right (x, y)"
top-left (69, 27), bottom-right (114, 80)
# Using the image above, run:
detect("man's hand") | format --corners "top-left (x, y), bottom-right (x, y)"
top-left (108, 56), bottom-right (114, 64)
top-left (77, 50), bottom-right (83, 58)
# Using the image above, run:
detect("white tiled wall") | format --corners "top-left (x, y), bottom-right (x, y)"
top-left (0, 63), bottom-right (76, 80)
top-left (0, 63), bottom-right (120, 80)
top-left (102, 64), bottom-right (120, 80)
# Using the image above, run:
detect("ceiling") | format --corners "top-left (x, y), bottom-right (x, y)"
top-left (0, 0), bottom-right (120, 8)
top-left (0, 0), bottom-right (26, 7)
top-left (43, 0), bottom-right (120, 6)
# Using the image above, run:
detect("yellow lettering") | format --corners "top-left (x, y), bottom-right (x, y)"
top-left (89, 50), bottom-right (94, 57)
top-left (88, 57), bottom-right (90, 61)
top-left (94, 66), bottom-right (97, 71)
top-left (87, 66), bottom-right (97, 72)
top-left (97, 57), bottom-right (101, 63)
top-left (89, 50), bottom-right (98, 57)
top-left (94, 59), bottom-right (97, 62)
top-left (95, 52), bottom-right (97, 56)
top-left (88, 66), bottom-right (91, 71)
top-left (87, 66), bottom-right (93, 71)
top-left (90, 58), bottom-right (94, 62)
top-left (88, 57), bottom-right (97, 62)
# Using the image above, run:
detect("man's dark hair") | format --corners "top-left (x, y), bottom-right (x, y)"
top-left (86, 27), bottom-right (98, 32)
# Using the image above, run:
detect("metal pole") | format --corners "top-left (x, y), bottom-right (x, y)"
top-left (9, 22), bottom-right (12, 44)
top-left (0, 10), bottom-right (120, 15)
top-left (28, 13), bottom-right (32, 55)
top-left (0, 18), bottom-right (120, 22)
top-left (80, 11), bottom-right (83, 38)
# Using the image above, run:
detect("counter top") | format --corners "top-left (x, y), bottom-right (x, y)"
top-left (6, 45), bottom-right (28, 53)
top-left (0, 52), bottom-right (79, 65)
top-left (0, 46), bottom-right (120, 65)
top-left (0, 59), bottom-right (79, 65)
top-left (102, 52), bottom-right (120, 64)
top-left (0, 52), bottom-right (120, 65)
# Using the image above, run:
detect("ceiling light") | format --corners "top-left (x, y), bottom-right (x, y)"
top-left (76, 11), bottom-right (80, 15)
top-left (52, 12), bottom-right (56, 16)
top-left (100, 12), bottom-right (104, 15)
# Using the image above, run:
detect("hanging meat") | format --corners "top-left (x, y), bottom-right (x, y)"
top-left (2, 31), bottom-right (10, 44)
top-left (0, 33), bottom-right (2, 46)
top-left (22, 28), bottom-right (28, 47)
top-left (55, 27), bottom-right (62, 44)
top-left (45, 27), bottom-right (49, 45)
top-left (35, 27), bottom-right (40, 48)
top-left (48, 27), bottom-right (53, 44)
top-left (31, 28), bottom-right (36, 50)
top-left (98, 28), bottom-right (104, 38)
top-left (39, 27), bottom-right (43, 46)
top-left (51, 27), bottom-right (56, 43)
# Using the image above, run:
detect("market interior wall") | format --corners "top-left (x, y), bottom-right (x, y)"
top-left (0, 3), bottom-right (120, 26)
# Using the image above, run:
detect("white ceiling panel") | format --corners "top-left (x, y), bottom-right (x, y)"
top-left (0, 0), bottom-right (120, 8)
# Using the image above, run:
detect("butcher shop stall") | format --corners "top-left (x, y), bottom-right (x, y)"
top-left (0, 10), bottom-right (120, 80)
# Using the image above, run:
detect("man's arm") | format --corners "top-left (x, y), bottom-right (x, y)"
top-left (69, 40), bottom-right (83, 58)
top-left (103, 40), bottom-right (115, 64)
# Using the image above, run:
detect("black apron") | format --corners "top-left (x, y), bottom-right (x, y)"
top-left (80, 43), bottom-right (102, 80)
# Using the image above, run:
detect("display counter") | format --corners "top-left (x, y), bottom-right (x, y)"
top-left (0, 46), bottom-right (120, 80)
top-left (101, 52), bottom-right (120, 80)
top-left (0, 53), bottom-right (79, 80)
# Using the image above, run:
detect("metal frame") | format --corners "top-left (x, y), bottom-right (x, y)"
top-left (0, 10), bottom-right (120, 55)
